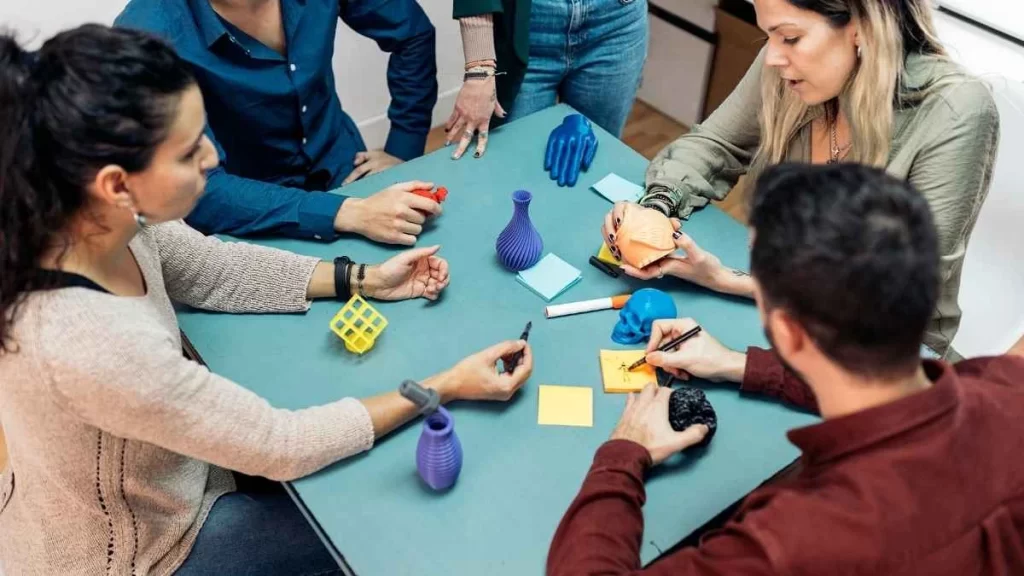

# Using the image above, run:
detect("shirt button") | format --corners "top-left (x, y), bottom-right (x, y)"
top-left (314, 234), bottom-right (322, 240)
top-left (302, 137), bottom-right (308, 145)
top-left (290, 63), bottom-right (297, 72)
top-left (301, 105), bottom-right (308, 114)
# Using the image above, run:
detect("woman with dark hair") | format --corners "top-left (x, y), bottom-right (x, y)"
top-left (0, 25), bottom-right (532, 575)
top-left (602, 0), bottom-right (1000, 360)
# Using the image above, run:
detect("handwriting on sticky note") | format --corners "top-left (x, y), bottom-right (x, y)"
top-left (538, 385), bottom-right (593, 427)
top-left (600, 350), bottom-right (656, 393)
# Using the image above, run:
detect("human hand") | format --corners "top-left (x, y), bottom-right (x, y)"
top-left (334, 181), bottom-right (442, 246)
top-left (610, 384), bottom-right (710, 465)
top-left (446, 73), bottom-right (506, 160)
top-left (441, 340), bottom-right (533, 402)
top-left (361, 245), bottom-right (450, 301)
top-left (644, 318), bottom-right (746, 383)
top-left (342, 150), bottom-right (403, 185)
top-left (545, 114), bottom-right (598, 187)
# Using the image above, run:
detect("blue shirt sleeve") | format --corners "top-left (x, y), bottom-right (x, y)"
top-left (189, 125), bottom-right (347, 241)
top-left (340, 0), bottom-right (438, 161)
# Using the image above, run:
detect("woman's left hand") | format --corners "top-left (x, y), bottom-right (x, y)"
top-left (364, 245), bottom-right (450, 301)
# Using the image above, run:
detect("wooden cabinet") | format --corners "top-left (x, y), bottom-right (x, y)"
top-left (703, 5), bottom-right (764, 118)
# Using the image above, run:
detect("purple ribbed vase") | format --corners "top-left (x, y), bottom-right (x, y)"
top-left (495, 189), bottom-right (544, 271)
top-left (415, 407), bottom-right (463, 491)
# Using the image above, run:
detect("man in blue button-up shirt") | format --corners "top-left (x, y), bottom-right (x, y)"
top-left (116, 0), bottom-right (440, 244)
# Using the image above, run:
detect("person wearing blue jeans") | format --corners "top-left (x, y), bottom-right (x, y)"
top-left (447, 0), bottom-right (648, 160)
top-left (176, 475), bottom-right (342, 575)
top-left (511, 0), bottom-right (648, 133)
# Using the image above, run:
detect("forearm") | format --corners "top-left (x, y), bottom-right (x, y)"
top-left (548, 440), bottom-right (651, 575)
top-left (189, 168), bottom-right (345, 241)
top-left (384, 17), bottom-right (437, 159)
top-left (642, 52), bottom-right (765, 220)
top-left (152, 221), bottom-right (318, 313)
top-left (711, 349), bottom-right (748, 383)
top-left (709, 268), bottom-right (756, 298)
top-left (304, 261), bottom-right (392, 301)
top-left (460, 14), bottom-right (496, 65)
top-left (360, 372), bottom-right (454, 439)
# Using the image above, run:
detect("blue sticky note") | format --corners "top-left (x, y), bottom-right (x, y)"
top-left (516, 254), bottom-right (582, 302)
top-left (592, 173), bottom-right (643, 203)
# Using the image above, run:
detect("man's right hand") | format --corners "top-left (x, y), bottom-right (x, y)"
top-left (644, 318), bottom-right (747, 383)
top-left (334, 181), bottom-right (442, 246)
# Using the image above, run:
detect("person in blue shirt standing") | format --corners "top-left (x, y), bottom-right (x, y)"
top-left (116, 0), bottom-right (440, 245)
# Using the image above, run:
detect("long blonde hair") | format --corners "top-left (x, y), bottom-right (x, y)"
top-left (749, 0), bottom-right (949, 188)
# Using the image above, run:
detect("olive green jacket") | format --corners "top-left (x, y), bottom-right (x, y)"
top-left (643, 50), bottom-right (1000, 357)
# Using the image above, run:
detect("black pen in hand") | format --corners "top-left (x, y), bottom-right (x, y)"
top-left (629, 325), bottom-right (702, 371)
top-left (504, 321), bottom-right (532, 374)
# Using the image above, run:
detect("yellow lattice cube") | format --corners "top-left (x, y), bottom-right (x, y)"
top-left (329, 295), bottom-right (389, 354)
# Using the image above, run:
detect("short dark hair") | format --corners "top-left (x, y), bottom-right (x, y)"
top-left (0, 24), bottom-right (195, 352)
top-left (749, 164), bottom-right (939, 377)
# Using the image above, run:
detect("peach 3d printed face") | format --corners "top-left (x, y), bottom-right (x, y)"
top-left (613, 205), bottom-right (676, 269)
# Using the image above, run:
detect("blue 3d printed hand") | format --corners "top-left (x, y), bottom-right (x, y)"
top-left (544, 114), bottom-right (598, 187)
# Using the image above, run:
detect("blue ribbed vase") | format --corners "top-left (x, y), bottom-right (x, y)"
top-left (495, 190), bottom-right (544, 271)
top-left (415, 407), bottom-right (463, 491)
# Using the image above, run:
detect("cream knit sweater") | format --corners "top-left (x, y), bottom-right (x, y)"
top-left (0, 221), bottom-right (375, 575)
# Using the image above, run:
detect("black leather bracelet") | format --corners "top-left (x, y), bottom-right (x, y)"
top-left (334, 256), bottom-right (352, 301)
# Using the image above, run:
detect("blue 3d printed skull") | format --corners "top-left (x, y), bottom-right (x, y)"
top-left (611, 288), bottom-right (677, 344)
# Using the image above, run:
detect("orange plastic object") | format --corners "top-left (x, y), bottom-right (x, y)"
top-left (613, 204), bottom-right (676, 269)
top-left (610, 294), bottom-right (631, 309)
top-left (329, 295), bottom-right (389, 354)
top-left (411, 186), bottom-right (448, 203)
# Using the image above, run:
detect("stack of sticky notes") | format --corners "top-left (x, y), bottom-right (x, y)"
top-left (596, 242), bottom-right (622, 267)
top-left (599, 350), bottom-right (656, 393)
top-left (517, 254), bottom-right (582, 301)
top-left (591, 173), bottom-right (644, 203)
top-left (538, 385), bottom-right (593, 427)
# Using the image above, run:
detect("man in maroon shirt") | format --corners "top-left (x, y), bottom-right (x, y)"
top-left (548, 164), bottom-right (1024, 575)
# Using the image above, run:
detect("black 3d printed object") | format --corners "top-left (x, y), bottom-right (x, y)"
top-left (668, 387), bottom-right (718, 446)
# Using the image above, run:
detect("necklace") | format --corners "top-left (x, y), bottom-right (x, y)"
top-left (825, 102), bottom-right (852, 164)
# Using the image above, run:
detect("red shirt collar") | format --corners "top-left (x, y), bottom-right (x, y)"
top-left (787, 361), bottom-right (960, 465)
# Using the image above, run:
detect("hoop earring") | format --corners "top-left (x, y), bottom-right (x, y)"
top-left (856, 45), bottom-right (862, 59)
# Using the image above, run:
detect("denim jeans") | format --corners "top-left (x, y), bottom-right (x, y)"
top-left (507, 0), bottom-right (649, 137)
top-left (176, 475), bottom-right (341, 575)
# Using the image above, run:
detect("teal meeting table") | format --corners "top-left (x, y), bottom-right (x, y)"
top-left (176, 104), bottom-right (818, 574)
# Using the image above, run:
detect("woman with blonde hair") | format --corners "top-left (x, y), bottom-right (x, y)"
top-left (602, 0), bottom-right (999, 359)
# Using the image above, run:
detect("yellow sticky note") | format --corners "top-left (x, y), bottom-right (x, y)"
top-left (600, 350), bottom-right (657, 393)
top-left (597, 242), bottom-right (622, 266)
top-left (538, 385), bottom-right (594, 427)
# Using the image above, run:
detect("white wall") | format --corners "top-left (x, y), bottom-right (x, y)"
top-left (0, 0), bottom-right (464, 149)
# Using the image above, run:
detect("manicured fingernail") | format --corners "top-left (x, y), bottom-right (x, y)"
top-left (608, 234), bottom-right (615, 242)
top-left (615, 218), bottom-right (621, 226)
top-left (673, 231), bottom-right (682, 239)
top-left (474, 151), bottom-right (481, 158)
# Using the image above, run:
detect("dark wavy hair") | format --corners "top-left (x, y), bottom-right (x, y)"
top-left (749, 163), bottom-right (939, 377)
top-left (0, 24), bottom-right (195, 352)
